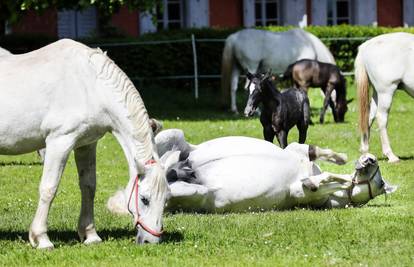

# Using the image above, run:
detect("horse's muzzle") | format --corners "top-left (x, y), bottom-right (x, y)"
top-left (244, 107), bottom-right (256, 117)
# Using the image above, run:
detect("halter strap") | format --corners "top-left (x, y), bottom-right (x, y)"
top-left (127, 159), bottom-right (163, 238)
top-left (347, 166), bottom-right (379, 205)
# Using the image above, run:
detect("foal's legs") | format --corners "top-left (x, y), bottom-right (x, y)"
top-left (263, 125), bottom-right (275, 143)
top-left (320, 85), bottom-right (334, 123)
top-left (75, 142), bottom-right (102, 245)
top-left (276, 130), bottom-right (288, 148)
top-left (230, 67), bottom-right (240, 113)
top-left (29, 136), bottom-right (75, 249)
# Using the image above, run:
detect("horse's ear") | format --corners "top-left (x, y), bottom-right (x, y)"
top-left (246, 71), bottom-right (253, 80)
top-left (262, 69), bottom-right (272, 80)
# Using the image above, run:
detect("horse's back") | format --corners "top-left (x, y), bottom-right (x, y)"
top-left (229, 29), bottom-right (317, 73)
top-left (358, 32), bottom-right (414, 87)
top-left (0, 39), bottom-right (105, 154)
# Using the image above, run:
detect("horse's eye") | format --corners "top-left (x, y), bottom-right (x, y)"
top-left (141, 197), bottom-right (150, 206)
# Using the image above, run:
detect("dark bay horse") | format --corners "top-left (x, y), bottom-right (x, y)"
top-left (244, 72), bottom-right (310, 148)
top-left (283, 59), bottom-right (349, 124)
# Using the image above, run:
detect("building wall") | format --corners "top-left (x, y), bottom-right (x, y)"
top-left (377, 0), bottom-right (402, 26)
top-left (186, 0), bottom-right (209, 27)
top-left (13, 9), bottom-right (57, 37)
top-left (111, 7), bottom-right (139, 37)
top-left (209, 0), bottom-right (242, 27)
top-left (403, 0), bottom-right (414, 26)
top-left (353, 0), bottom-right (376, 25)
top-left (283, 0), bottom-right (307, 27)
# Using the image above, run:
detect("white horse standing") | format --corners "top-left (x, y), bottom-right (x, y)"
top-left (356, 32), bottom-right (414, 163)
top-left (221, 28), bottom-right (336, 113)
top-left (0, 39), bottom-right (170, 248)
top-left (108, 129), bottom-right (396, 214)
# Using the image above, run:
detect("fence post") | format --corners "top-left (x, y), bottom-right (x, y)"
top-left (191, 34), bottom-right (199, 100)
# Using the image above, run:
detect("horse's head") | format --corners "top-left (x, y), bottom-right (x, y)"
top-left (333, 76), bottom-right (350, 122)
top-left (244, 71), bottom-right (271, 117)
top-left (350, 153), bottom-right (397, 204)
top-left (128, 160), bottom-right (170, 244)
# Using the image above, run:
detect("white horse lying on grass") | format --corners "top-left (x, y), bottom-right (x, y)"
top-left (0, 39), bottom-right (170, 248)
top-left (108, 129), bottom-right (397, 214)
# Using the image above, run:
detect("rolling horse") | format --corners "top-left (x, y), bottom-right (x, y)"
top-left (356, 32), bottom-right (414, 163)
top-left (0, 39), bottom-right (170, 248)
top-left (221, 28), bottom-right (335, 113)
top-left (108, 129), bottom-right (397, 214)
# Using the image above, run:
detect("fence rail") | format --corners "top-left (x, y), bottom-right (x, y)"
top-left (92, 35), bottom-right (370, 99)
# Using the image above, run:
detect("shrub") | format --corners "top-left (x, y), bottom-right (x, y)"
top-left (2, 25), bottom-right (414, 88)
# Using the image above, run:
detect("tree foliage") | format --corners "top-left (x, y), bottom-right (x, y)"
top-left (0, 0), bottom-right (161, 24)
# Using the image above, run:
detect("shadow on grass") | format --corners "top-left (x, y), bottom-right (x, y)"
top-left (378, 155), bottom-right (414, 162)
top-left (0, 161), bottom-right (42, 167)
top-left (0, 229), bottom-right (184, 244)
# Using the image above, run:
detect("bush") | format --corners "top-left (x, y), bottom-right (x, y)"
top-left (2, 25), bottom-right (414, 87)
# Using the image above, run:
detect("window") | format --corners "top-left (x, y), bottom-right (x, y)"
top-left (255, 0), bottom-right (280, 26)
top-left (57, 7), bottom-right (97, 38)
top-left (157, 0), bottom-right (184, 30)
top-left (327, 0), bottom-right (351, 25)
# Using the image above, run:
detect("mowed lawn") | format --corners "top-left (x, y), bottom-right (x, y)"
top-left (0, 82), bottom-right (413, 266)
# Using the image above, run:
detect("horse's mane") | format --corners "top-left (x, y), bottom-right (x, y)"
top-left (263, 78), bottom-right (281, 101)
top-left (88, 48), bottom-right (155, 161)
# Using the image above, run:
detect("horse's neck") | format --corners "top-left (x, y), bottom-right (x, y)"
top-left (91, 50), bottom-right (156, 165)
top-left (262, 80), bottom-right (281, 109)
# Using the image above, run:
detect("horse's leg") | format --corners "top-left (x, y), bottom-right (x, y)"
top-left (376, 89), bottom-right (399, 163)
top-left (320, 85), bottom-right (334, 123)
top-left (74, 142), bottom-right (102, 245)
top-left (277, 130), bottom-right (288, 148)
top-left (285, 143), bottom-right (347, 165)
top-left (308, 145), bottom-right (347, 165)
top-left (230, 67), bottom-right (240, 113)
top-left (167, 181), bottom-right (209, 211)
top-left (29, 136), bottom-right (75, 249)
top-left (360, 91), bottom-right (378, 154)
top-left (263, 125), bottom-right (275, 143)
top-left (302, 171), bottom-right (353, 191)
top-left (298, 124), bottom-right (308, 144)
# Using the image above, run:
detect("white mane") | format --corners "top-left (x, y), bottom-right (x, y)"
top-left (88, 48), bottom-right (155, 161)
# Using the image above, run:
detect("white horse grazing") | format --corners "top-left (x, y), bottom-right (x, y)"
top-left (0, 39), bottom-right (170, 248)
top-left (108, 129), bottom-right (396, 214)
top-left (355, 32), bottom-right (414, 163)
top-left (221, 28), bottom-right (336, 113)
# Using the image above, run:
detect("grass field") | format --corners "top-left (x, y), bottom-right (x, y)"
top-left (0, 82), bottom-right (413, 266)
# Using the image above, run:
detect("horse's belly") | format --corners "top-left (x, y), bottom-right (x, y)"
top-left (193, 155), bottom-right (301, 212)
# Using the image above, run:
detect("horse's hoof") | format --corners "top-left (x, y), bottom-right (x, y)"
top-left (388, 156), bottom-right (400, 163)
top-left (84, 235), bottom-right (102, 245)
top-left (302, 178), bottom-right (318, 192)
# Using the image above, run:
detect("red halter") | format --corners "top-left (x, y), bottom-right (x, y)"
top-left (127, 159), bottom-right (163, 238)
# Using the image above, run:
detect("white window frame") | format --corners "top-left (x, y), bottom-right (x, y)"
top-left (254, 0), bottom-right (280, 26)
top-left (327, 0), bottom-right (352, 25)
top-left (157, 0), bottom-right (184, 30)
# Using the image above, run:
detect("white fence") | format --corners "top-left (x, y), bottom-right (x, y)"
top-left (92, 35), bottom-right (370, 99)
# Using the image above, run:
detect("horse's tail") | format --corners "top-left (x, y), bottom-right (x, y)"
top-left (355, 50), bottom-right (370, 134)
top-left (220, 35), bottom-right (236, 108)
top-left (305, 31), bottom-right (336, 64)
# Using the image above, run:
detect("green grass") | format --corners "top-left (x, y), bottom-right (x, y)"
top-left (0, 83), bottom-right (413, 266)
